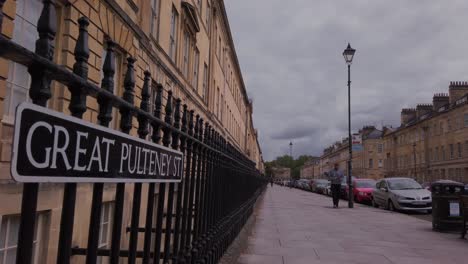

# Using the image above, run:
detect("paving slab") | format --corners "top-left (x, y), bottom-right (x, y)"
top-left (235, 186), bottom-right (468, 264)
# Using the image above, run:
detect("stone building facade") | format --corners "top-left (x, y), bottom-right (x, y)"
top-left (299, 157), bottom-right (320, 179)
top-left (320, 126), bottom-right (385, 180)
top-left (271, 167), bottom-right (291, 180)
top-left (0, 0), bottom-right (262, 262)
top-left (383, 82), bottom-right (468, 183)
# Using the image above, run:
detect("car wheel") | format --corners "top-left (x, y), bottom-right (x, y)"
top-left (372, 198), bottom-right (378, 208)
top-left (427, 209), bottom-right (432, 214)
top-left (388, 200), bottom-right (396, 211)
top-left (354, 195), bottom-right (359, 203)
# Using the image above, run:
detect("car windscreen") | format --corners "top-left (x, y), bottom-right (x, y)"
top-left (387, 179), bottom-right (422, 190)
top-left (355, 181), bottom-right (376, 188)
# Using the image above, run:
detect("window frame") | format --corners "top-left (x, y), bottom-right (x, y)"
top-left (169, 6), bottom-right (179, 61)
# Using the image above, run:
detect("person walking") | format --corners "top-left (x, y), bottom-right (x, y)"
top-left (327, 163), bottom-right (344, 208)
top-left (270, 177), bottom-right (274, 187)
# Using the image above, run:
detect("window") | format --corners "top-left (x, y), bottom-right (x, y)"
top-left (192, 49), bottom-right (199, 89)
top-left (448, 119), bottom-right (452, 131)
top-left (369, 159), bottom-right (373, 169)
top-left (378, 159), bottom-right (383, 168)
top-left (440, 122), bottom-right (444, 135)
top-left (206, 1), bottom-right (211, 31)
top-left (435, 147), bottom-right (439, 161)
top-left (202, 63), bottom-right (208, 101)
top-left (465, 141), bottom-right (468, 157)
top-left (97, 202), bottom-right (114, 264)
top-left (465, 113), bottom-right (468, 127)
top-left (216, 87), bottom-right (220, 117)
top-left (197, 0), bottom-right (202, 13)
top-left (4, 0), bottom-right (43, 122)
top-left (0, 212), bottom-right (49, 264)
top-left (169, 7), bottom-right (178, 61)
top-left (218, 37), bottom-right (221, 58)
top-left (458, 142), bottom-right (462, 158)
top-left (182, 31), bottom-right (190, 76)
top-left (450, 144), bottom-right (454, 159)
top-left (441, 146), bottom-right (446, 161)
top-left (150, 0), bottom-right (159, 37)
top-left (377, 144), bottom-right (383, 153)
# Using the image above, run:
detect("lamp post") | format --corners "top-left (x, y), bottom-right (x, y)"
top-left (413, 142), bottom-right (417, 181)
top-left (343, 43), bottom-right (356, 208)
top-left (289, 141), bottom-right (293, 158)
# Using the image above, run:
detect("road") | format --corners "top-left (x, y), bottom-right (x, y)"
top-left (236, 186), bottom-right (467, 264)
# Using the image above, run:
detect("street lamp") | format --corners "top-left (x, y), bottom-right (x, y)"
top-left (343, 43), bottom-right (356, 208)
top-left (413, 142), bottom-right (417, 181)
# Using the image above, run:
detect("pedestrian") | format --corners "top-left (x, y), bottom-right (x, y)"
top-left (270, 178), bottom-right (274, 187)
top-left (327, 163), bottom-right (344, 208)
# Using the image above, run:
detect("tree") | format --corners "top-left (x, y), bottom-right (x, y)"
top-left (266, 155), bottom-right (316, 180)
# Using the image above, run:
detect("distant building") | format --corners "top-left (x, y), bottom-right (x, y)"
top-left (300, 157), bottom-right (320, 179)
top-left (271, 167), bottom-right (291, 180)
top-left (383, 82), bottom-right (468, 183)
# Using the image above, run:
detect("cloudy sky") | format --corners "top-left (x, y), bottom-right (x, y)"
top-left (224, 0), bottom-right (468, 161)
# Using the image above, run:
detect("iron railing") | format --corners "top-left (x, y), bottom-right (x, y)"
top-left (0, 1), bottom-right (265, 263)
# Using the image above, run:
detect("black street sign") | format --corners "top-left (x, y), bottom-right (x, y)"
top-left (11, 103), bottom-right (184, 183)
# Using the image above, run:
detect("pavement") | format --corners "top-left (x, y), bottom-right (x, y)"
top-left (235, 186), bottom-right (468, 264)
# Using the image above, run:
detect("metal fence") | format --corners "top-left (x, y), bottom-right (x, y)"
top-left (0, 2), bottom-right (265, 263)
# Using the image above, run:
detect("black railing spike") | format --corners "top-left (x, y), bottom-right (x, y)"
top-left (28, 0), bottom-right (57, 106)
top-left (188, 110), bottom-right (195, 137)
top-left (180, 104), bottom-right (188, 152)
top-left (138, 70), bottom-right (151, 138)
top-left (68, 17), bottom-right (89, 118)
top-left (151, 84), bottom-right (163, 143)
top-left (172, 98), bottom-right (182, 149)
top-left (120, 57), bottom-right (136, 134)
top-left (194, 115), bottom-right (200, 140)
top-left (97, 40), bottom-right (116, 127)
top-left (162, 90), bottom-right (173, 147)
top-left (198, 118), bottom-right (204, 143)
top-left (204, 123), bottom-right (210, 144)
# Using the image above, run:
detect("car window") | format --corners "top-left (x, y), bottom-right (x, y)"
top-left (380, 181), bottom-right (387, 189)
top-left (387, 179), bottom-right (422, 190)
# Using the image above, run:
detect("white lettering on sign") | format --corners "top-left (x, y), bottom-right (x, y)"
top-left (26, 121), bottom-right (52, 169)
top-left (12, 103), bottom-right (184, 183)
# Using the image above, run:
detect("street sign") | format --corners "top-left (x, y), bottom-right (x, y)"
top-left (352, 134), bottom-right (363, 151)
top-left (11, 103), bottom-right (184, 183)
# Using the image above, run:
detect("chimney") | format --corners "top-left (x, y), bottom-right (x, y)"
top-left (432, 93), bottom-right (449, 111)
top-left (361, 126), bottom-right (375, 136)
top-left (416, 104), bottom-right (432, 118)
top-left (449, 81), bottom-right (468, 104)
top-left (401, 108), bottom-right (416, 125)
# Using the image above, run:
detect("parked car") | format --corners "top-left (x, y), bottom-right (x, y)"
top-left (340, 176), bottom-right (356, 199)
top-left (297, 179), bottom-right (311, 191)
top-left (311, 179), bottom-right (330, 194)
top-left (421, 182), bottom-right (432, 191)
top-left (372, 177), bottom-right (432, 213)
top-left (345, 179), bottom-right (376, 203)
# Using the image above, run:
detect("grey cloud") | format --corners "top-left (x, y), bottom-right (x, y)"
top-left (225, 0), bottom-right (468, 160)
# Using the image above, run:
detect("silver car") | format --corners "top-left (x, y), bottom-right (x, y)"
top-left (372, 177), bottom-right (432, 212)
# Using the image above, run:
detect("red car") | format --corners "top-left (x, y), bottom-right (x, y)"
top-left (345, 179), bottom-right (377, 203)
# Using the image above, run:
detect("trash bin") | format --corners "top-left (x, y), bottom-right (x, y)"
top-left (431, 180), bottom-right (465, 231)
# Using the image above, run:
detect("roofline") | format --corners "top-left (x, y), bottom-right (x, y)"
top-left (218, 0), bottom-right (250, 106)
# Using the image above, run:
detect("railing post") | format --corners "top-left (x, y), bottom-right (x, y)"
top-left (142, 71), bottom-right (155, 264)
top-left (17, 1), bottom-right (56, 263)
top-left (152, 85), bottom-right (165, 264)
top-left (128, 69), bottom-right (150, 264)
top-left (172, 98), bottom-right (184, 263)
top-left (86, 40), bottom-right (116, 264)
top-left (163, 91), bottom-right (175, 264)
top-left (57, 16), bottom-right (89, 264)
